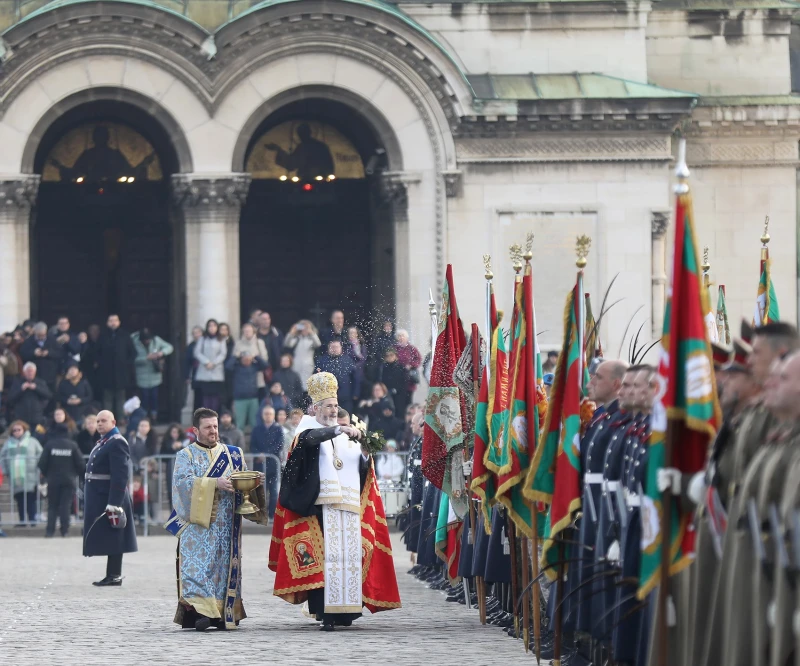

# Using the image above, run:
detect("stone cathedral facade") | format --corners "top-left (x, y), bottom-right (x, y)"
top-left (0, 0), bottom-right (797, 364)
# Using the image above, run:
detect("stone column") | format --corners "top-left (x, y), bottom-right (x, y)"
top-left (171, 174), bottom-right (251, 333)
top-left (651, 211), bottom-right (669, 337)
top-left (0, 176), bottom-right (40, 332)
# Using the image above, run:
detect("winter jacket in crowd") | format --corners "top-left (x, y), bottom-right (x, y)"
top-left (0, 430), bottom-right (43, 493)
top-left (257, 327), bottom-right (284, 372)
top-left (193, 336), bottom-right (228, 383)
top-left (77, 427), bottom-right (101, 456)
top-left (56, 373), bottom-right (94, 423)
top-left (7, 376), bottom-right (52, 427)
top-left (220, 423), bottom-right (245, 450)
top-left (131, 331), bottom-right (174, 389)
top-left (38, 428), bottom-right (85, 487)
top-left (271, 367), bottom-right (304, 406)
top-left (20, 334), bottom-right (65, 388)
top-left (317, 352), bottom-right (360, 404)
top-left (231, 337), bottom-right (268, 388)
top-left (225, 352), bottom-right (267, 400)
top-left (98, 326), bottom-right (137, 391)
top-left (283, 332), bottom-right (321, 389)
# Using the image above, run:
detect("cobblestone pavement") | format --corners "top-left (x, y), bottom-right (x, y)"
top-left (0, 532), bottom-right (542, 665)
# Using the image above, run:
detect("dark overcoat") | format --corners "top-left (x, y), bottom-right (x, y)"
top-left (82, 432), bottom-right (138, 556)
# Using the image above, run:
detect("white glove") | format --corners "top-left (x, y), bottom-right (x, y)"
top-left (105, 504), bottom-right (122, 514)
top-left (462, 460), bottom-right (473, 479)
top-left (657, 468), bottom-right (682, 494)
top-left (606, 540), bottom-right (620, 563)
top-left (687, 471), bottom-right (706, 505)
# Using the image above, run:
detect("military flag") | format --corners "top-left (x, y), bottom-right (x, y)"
top-left (423, 265), bottom-right (468, 494)
top-left (471, 283), bottom-right (506, 532)
top-left (526, 244), bottom-right (587, 578)
top-left (584, 292), bottom-right (602, 359)
top-left (716, 285), bottom-right (730, 345)
top-left (638, 147), bottom-right (721, 600)
top-left (494, 260), bottom-right (544, 538)
top-left (753, 235), bottom-right (780, 326)
top-left (435, 492), bottom-right (462, 586)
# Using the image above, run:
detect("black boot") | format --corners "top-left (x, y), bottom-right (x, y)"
top-left (92, 576), bottom-right (122, 587)
top-left (320, 621), bottom-right (335, 632)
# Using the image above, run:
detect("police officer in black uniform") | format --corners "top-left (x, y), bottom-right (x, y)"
top-left (83, 410), bottom-right (137, 586)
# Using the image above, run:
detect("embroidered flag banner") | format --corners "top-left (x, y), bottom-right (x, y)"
top-left (638, 183), bottom-right (721, 600)
top-left (423, 265), bottom-right (467, 495)
top-left (527, 271), bottom-right (585, 577)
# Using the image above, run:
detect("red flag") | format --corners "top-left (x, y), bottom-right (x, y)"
top-left (422, 265), bottom-right (467, 490)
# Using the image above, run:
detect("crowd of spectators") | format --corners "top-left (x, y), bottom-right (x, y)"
top-left (0, 308), bottom-right (424, 533)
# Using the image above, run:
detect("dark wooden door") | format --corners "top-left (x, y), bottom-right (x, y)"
top-left (239, 180), bottom-right (373, 332)
top-left (34, 182), bottom-right (174, 413)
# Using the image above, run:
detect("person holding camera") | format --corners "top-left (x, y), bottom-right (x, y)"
top-left (284, 320), bottom-right (321, 399)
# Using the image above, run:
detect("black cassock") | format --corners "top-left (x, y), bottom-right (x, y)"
top-left (279, 426), bottom-right (369, 625)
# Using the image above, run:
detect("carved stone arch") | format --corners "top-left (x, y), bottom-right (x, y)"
top-left (215, 0), bottom-right (472, 119)
top-left (0, 1), bottom-right (214, 113)
top-left (231, 85), bottom-right (403, 174)
top-left (21, 87), bottom-right (194, 174)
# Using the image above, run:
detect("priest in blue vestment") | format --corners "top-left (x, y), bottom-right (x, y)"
top-left (167, 407), bottom-right (267, 631)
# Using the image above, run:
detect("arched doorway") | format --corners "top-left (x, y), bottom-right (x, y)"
top-left (31, 100), bottom-right (183, 418)
top-left (239, 97), bottom-right (395, 335)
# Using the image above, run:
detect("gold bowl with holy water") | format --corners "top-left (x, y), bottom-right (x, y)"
top-left (230, 471), bottom-right (261, 515)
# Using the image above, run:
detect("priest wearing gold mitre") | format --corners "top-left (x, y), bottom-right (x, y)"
top-left (269, 372), bottom-right (401, 631)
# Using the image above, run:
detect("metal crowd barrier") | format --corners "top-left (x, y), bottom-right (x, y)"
top-left (0, 449), bottom-right (411, 533)
top-left (0, 454), bottom-right (133, 530)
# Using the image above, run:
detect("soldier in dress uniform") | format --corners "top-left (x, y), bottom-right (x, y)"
top-left (575, 359), bottom-right (627, 636)
top-left (610, 365), bottom-right (655, 665)
top-left (750, 352), bottom-right (800, 666)
top-left (591, 366), bottom-right (640, 647)
top-left (656, 341), bottom-right (749, 664)
top-left (719, 352), bottom-right (798, 666)
top-left (701, 322), bottom-right (798, 666)
top-left (82, 410), bottom-right (137, 586)
top-left (770, 369), bottom-right (800, 666)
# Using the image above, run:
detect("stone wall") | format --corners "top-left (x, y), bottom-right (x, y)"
top-left (405, 2), bottom-right (650, 82)
top-left (448, 146), bottom-right (673, 357)
top-left (647, 8), bottom-right (793, 95)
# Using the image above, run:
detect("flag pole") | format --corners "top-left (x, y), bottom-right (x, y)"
top-left (509, 246), bottom-right (531, 652)
top-left (429, 288), bottom-right (438, 362)
top-left (760, 215), bottom-right (770, 275)
top-left (484, 254), bottom-right (493, 381)
top-left (658, 138), bottom-right (690, 666)
top-left (523, 238), bottom-right (542, 663)
top-left (469, 321), bottom-right (487, 624)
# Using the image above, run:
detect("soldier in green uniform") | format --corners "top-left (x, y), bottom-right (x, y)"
top-left (701, 322), bottom-right (798, 666)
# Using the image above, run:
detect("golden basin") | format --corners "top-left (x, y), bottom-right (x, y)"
top-left (230, 470), bottom-right (261, 515)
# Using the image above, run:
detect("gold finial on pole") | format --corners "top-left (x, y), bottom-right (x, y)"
top-left (701, 246), bottom-right (710, 273)
top-left (576, 235), bottom-right (591, 269)
top-left (483, 254), bottom-right (493, 280)
top-left (674, 138), bottom-right (690, 195)
top-left (702, 246), bottom-right (711, 289)
top-left (761, 216), bottom-right (770, 246)
top-left (523, 232), bottom-right (534, 262)
top-left (509, 243), bottom-right (523, 275)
